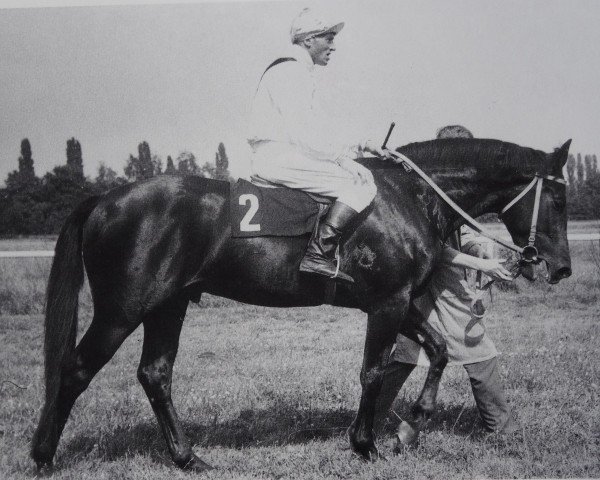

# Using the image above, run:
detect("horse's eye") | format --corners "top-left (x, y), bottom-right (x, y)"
top-left (553, 198), bottom-right (565, 210)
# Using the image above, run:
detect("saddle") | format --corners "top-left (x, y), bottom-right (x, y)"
top-left (230, 179), bottom-right (331, 238)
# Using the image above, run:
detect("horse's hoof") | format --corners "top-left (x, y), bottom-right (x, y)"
top-left (32, 445), bottom-right (54, 472)
top-left (34, 459), bottom-right (54, 476)
top-left (181, 453), bottom-right (214, 472)
top-left (347, 424), bottom-right (381, 462)
top-left (351, 442), bottom-right (380, 462)
top-left (393, 421), bottom-right (419, 454)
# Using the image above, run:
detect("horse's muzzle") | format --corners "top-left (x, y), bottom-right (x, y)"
top-left (548, 264), bottom-right (572, 284)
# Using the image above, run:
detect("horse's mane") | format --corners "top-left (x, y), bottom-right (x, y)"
top-left (362, 138), bottom-right (545, 178)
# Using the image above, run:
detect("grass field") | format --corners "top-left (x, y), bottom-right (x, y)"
top-left (0, 238), bottom-right (599, 479)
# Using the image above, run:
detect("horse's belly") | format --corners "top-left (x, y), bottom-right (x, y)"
top-left (200, 237), bottom-right (328, 307)
top-left (202, 283), bottom-right (324, 308)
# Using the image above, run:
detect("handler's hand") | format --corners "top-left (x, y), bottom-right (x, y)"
top-left (477, 258), bottom-right (513, 282)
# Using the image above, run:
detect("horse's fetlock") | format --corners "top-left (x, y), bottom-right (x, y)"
top-left (412, 402), bottom-right (433, 422)
top-left (172, 451), bottom-right (194, 469)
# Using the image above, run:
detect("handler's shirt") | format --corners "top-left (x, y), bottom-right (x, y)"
top-left (248, 44), bottom-right (357, 164)
top-left (393, 226), bottom-right (499, 366)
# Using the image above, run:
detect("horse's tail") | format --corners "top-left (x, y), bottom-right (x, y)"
top-left (41, 195), bottom-right (100, 414)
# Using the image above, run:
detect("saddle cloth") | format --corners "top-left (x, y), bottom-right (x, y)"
top-left (230, 179), bottom-right (329, 238)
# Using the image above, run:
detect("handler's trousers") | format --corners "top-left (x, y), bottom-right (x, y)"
top-left (250, 141), bottom-right (377, 213)
top-left (375, 356), bottom-right (518, 434)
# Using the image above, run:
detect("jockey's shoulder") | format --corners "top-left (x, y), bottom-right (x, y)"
top-left (262, 56), bottom-right (304, 80)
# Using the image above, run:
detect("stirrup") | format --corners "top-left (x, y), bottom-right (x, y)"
top-left (298, 254), bottom-right (354, 284)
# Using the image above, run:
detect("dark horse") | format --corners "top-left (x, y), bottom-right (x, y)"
top-left (32, 138), bottom-right (572, 471)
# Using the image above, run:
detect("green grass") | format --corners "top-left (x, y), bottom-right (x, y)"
top-left (0, 240), bottom-right (599, 479)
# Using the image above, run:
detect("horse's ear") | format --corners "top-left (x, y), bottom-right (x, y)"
top-left (553, 139), bottom-right (572, 168)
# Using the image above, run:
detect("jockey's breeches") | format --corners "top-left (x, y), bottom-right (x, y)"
top-left (250, 141), bottom-right (377, 212)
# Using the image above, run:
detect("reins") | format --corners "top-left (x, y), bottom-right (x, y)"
top-left (379, 124), bottom-right (567, 265)
top-left (379, 144), bottom-right (565, 265)
top-left (378, 125), bottom-right (566, 317)
top-left (382, 149), bottom-right (566, 313)
top-left (387, 150), bottom-right (527, 259)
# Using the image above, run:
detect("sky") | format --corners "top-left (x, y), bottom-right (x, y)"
top-left (1, 0), bottom-right (599, 184)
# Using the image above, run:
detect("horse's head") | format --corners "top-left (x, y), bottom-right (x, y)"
top-left (500, 140), bottom-right (572, 284)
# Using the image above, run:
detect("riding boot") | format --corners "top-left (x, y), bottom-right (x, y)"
top-left (299, 201), bottom-right (358, 284)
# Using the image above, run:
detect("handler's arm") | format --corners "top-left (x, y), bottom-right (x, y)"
top-left (441, 246), bottom-right (513, 282)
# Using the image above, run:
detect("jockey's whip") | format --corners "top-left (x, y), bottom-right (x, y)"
top-left (382, 122), bottom-right (395, 149)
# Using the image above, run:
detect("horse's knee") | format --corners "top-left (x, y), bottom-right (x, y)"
top-left (360, 365), bottom-right (386, 391)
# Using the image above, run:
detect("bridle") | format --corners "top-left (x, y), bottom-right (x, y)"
top-left (385, 160), bottom-right (566, 318)
top-left (385, 150), bottom-right (566, 266)
top-left (379, 123), bottom-right (566, 266)
top-left (499, 173), bottom-right (566, 264)
top-left (379, 123), bottom-right (567, 318)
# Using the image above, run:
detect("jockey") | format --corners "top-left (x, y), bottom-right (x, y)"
top-left (248, 8), bottom-right (390, 285)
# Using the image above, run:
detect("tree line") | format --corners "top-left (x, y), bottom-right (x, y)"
top-left (565, 153), bottom-right (599, 220)
top-left (0, 138), bottom-right (232, 235)
top-left (1, 139), bottom-right (598, 236)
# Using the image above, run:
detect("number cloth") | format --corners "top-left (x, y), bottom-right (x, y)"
top-left (393, 226), bottom-right (499, 366)
top-left (230, 179), bottom-right (322, 238)
top-left (247, 44), bottom-right (376, 213)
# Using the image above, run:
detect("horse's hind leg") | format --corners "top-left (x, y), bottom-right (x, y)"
top-left (136, 293), bottom-right (212, 472)
top-left (32, 311), bottom-right (137, 467)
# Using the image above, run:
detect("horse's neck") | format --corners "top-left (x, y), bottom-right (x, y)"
top-left (394, 142), bottom-right (539, 238)
top-left (433, 176), bottom-right (505, 237)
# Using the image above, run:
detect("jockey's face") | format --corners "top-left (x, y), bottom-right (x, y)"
top-left (304, 32), bottom-right (336, 66)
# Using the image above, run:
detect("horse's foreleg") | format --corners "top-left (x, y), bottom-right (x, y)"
top-left (137, 294), bottom-right (212, 472)
top-left (395, 309), bottom-right (448, 447)
top-left (348, 311), bottom-right (399, 461)
top-left (32, 313), bottom-right (136, 468)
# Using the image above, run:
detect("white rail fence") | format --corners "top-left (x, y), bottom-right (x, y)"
top-left (0, 234), bottom-right (598, 259)
top-left (477, 233), bottom-right (599, 258)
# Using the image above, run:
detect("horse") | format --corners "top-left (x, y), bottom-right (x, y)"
top-left (31, 137), bottom-right (572, 471)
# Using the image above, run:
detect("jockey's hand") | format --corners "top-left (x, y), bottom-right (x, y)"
top-left (476, 258), bottom-right (513, 282)
top-left (339, 157), bottom-right (373, 185)
top-left (362, 139), bottom-right (396, 161)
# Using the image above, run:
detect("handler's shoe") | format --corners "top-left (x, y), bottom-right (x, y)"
top-left (299, 201), bottom-right (357, 285)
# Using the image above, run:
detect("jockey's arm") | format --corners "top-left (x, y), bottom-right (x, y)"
top-left (441, 246), bottom-right (513, 282)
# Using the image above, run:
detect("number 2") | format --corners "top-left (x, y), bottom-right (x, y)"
top-left (239, 194), bottom-right (261, 232)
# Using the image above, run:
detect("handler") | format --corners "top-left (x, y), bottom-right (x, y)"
top-left (248, 8), bottom-right (389, 285)
top-left (376, 126), bottom-right (520, 439)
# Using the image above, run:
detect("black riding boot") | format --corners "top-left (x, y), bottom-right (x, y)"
top-left (299, 201), bottom-right (357, 284)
